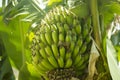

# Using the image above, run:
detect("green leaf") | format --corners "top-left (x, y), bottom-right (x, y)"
top-left (100, 2), bottom-right (120, 26)
top-left (107, 39), bottom-right (120, 80)
top-left (70, 2), bottom-right (89, 18)
top-left (18, 63), bottom-right (41, 80)
top-left (0, 37), bottom-right (15, 80)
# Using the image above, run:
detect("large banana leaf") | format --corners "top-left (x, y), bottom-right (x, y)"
top-left (107, 39), bottom-right (120, 80)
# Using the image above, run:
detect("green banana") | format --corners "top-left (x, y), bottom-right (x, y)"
top-left (73, 54), bottom-right (81, 66)
top-left (76, 54), bottom-right (89, 68)
top-left (75, 56), bottom-right (85, 68)
top-left (65, 52), bottom-right (72, 61)
top-left (45, 46), bottom-right (54, 57)
top-left (80, 43), bottom-right (87, 55)
top-left (48, 56), bottom-right (58, 68)
top-left (51, 44), bottom-right (59, 59)
top-left (64, 58), bottom-right (72, 68)
top-left (64, 23), bottom-right (69, 32)
top-left (41, 59), bottom-right (54, 70)
top-left (65, 31), bottom-right (72, 43)
top-left (32, 51), bottom-right (41, 64)
top-left (69, 41), bottom-right (75, 52)
top-left (59, 46), bottom-right (66, 59)
top-left (59, 32), bottom-right (65, 42)
top-left (73, 45), bottom-right (80, 58)
top-left (45, 31), bottom-right (52, 45)
top-left (66, 14), bottom-right (73, 26)
top-left (40, 33), bottom-right (47, 44)
top-left (39, 48), bottom-right (47, 59)
top-left (39, 42), bottom-right (46, 48)
top-left (57, 57), bottom-right (64, 68)
top-left (75, 24), bottom-right (81, 34)
top-left (76, 39), bottom-right (83, 46)
top-left (52, 31), bottom-right (59, 44)
top-left (57, 24), bottom-right (65, 33)
top-left (54, 12), bottom-right (60, 22)
top-left (73, 18), bottom-right (79, 26)
top-left (51, 24), bottom-right (56, 31)
top-left (34, 63), bottom-right (47, 76)
top-left (60, 14), bottom-right (66, 23)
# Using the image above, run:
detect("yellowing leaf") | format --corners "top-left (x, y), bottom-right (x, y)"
top-left (28, 32), bottom-right (34, 42)
top-left (47, 0), bottom-right (62, 6)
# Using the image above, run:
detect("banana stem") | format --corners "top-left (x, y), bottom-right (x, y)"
top-left (90, 0), bottom-right (110, 77)
top-left (90, 0), bottom-right (102, 49)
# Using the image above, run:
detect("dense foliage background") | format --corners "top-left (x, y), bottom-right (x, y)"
top-left (0, 0), bottom-right (120, 80)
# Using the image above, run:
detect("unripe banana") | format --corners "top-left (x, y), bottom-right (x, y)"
top-left (64, 58), bottom-right (72, 68)
top-left (45, 31), bottom-right (52, 45)
top-left (73, 54), bottom-right (81, 66)
top-left (48, 56), bottom-right (58, 68)
top-left (39, 42), bottom-right (46, 48)
top-left (76, 54), bottom-right (89, 68)
top-left (65, 31), bottom-right (72, 43)
top-left (60, 14), bottom-right (66, 23)
top-left (51, 44), bottom-right (59, 59)
top-left (76, 39), bottom-right (83, 46)
top-left (57, 57), bottom-right (64, 68)
top-left (39, 48), bottom-right (47, 59)
top-left (45, 46), bottom-right (54, 57)
top-left (75, 24), bottom-right (81, 34)
top-left (65, 52), bottom-right (72, 61)
top-left (52, 31), bottom-right (59, 44)
top-left (66, 14), bottom-right (73, 25)
top-left (73, 45), bottom-right (80, 58)
top-left (41, 59), bottom-right (54, 70)
top-left (40, 33), bottom-right (47, 44)
top-left (64, 23), bottom-right (69, 32)
top-left (59, 46), bottom-right (66, 59)
top-left (80, 44), bottom-right (87, 55)
top-left (73, 18), bottom-right (79, 26)
top-left (59, 32), bottom-right (65, 42)
top-left (69, 41), bottom-right (75, 52)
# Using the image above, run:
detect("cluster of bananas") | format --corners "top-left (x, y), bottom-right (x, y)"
top-left (30, 6), bottom-right (92, 80)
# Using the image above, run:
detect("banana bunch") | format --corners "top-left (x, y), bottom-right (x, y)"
top-left (30, 6), bottom-right (92, 80)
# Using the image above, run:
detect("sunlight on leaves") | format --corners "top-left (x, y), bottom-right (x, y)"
top-left (107, 39), bottom-right (120, 80)
top-left (47, 0), bottom-right (62, 6)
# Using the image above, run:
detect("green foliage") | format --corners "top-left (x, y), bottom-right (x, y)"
top-left (107, 39), bottom-right (120, 80)
top-left (0, 37), bottom-right (15, 80)
top-left (1, 0), bottom-right (120, 80)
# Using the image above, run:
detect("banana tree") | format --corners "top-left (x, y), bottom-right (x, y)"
top-left (0, 0), bottom-right (120, 80)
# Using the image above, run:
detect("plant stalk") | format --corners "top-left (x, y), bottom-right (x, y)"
top-left (90, 0), bottom-right (111, 79)
top-left (90, 0), bottom-right (102, 49)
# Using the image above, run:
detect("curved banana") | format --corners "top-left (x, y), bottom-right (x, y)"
top-left (57, 57), bottom-right (64, 68)
top-left (39, 48), bottom-right (47, 59)
top-left (40, 59), bottom-right (54, 70)
top-left (65, 31), bottom-right (72, 43)
top-left (59, 32), bottom-right (65, 42)
top-left (66, 14), bottom-right (73, 26)
top-left (64, 58), bottom-right (72, 68)
top-left (52, 31), bottom-right (59, 44)
top-left (73, 45), bottom-right (80, 58)
top-left (40, 33), bottom-right (47, 44)
top-left (45, 46), bottom-right (54, 57)
top-left (75, 24), bottom-right (81, 34)
top-left (64, 23), bottom-right (69, 32)
top-left (48, 56), bottom-right (58, 68)
top-left (80, 43), bottom-right (87, 55)
top-left (73, 54), bottom-right (81, 66)
top-left (59, 46), bottom-right (66, 59)
top-left (51, 44), bottom-right (59, 59)
top-left (45, 31), bottom-right (52, 45)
